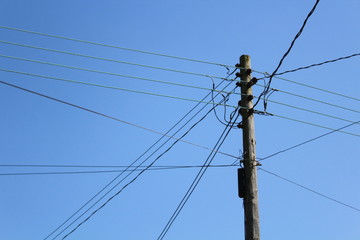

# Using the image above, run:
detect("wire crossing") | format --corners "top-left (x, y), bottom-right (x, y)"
top-left (157, 109), bottom-right (240, 240)
top-left (44, 76), bottom-right (238, 240)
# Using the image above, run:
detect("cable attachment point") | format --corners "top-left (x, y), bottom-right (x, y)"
top-left (239, 108), bottom-right (254, 116)
top-left (247, 77), bottom-right (258, 87)
top-left (246, 69), bottom-right (252, 75)
top-left (235, 72), bottom-right (241, 78)
top-left (236, 81), bottom-right (242, 87)
top-left (247, 95), bottom-right (254, 101)
top-left (237, 122), bottom-right (243, 129)
top-left (235, 63), bottom-right (241, 68)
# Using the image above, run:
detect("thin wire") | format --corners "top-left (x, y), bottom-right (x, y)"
top-left (276, 53), bottom-right (360, 76)
top-left (0, 41), bottom-right (232, 81)
top-left (47, 71), bottom-right (237, 239)
top-left (157, 110), bottom-right (240, 240)
top-left (0, 68), bottom-right (235, 108)
top-left (0, 54), bottom-right (235, 93)
top-left (0, 165), bottom-right (236, 176)
top-left (272, 113), bottom-right (360, 137)
top-left (266, 86), bottom-right (360, 114)
top-left (0, 26), bottom-right (235, 69)
top-left (257, 96), bottom-right (360, 124)
top-left (258, 168), bottom-right (360, 212)
top-left (0, 164), bottom-right (232, 168)
top-left (269, 75), bottom-right (360, 102)
top-left (59, 98), bottom-right (235, 240)
top-left (0, 80), bottom-right (238, 159)
top-left (259, 119), bottom-right (360, 161)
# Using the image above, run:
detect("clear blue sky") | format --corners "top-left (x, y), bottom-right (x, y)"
top-left (1, 0), bottom-right (360, 239)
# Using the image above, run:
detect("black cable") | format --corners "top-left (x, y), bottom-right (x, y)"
top-left (275, 53), bottom-right (360, 76)
top-left (255, 0), bottom-right (320, 111)
top-left (259, 167), bottom-right (360, 212)
top-left (157, 109), bottom-right (240, 240)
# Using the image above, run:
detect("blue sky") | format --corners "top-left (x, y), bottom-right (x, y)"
top-left (1, 0), bottom-right (360, 239)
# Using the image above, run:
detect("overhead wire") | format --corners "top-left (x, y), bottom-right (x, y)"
top-left (44, 69), bottom-right (239, 239)
top-left (0, 40), bottom-right (233, 81)
top-left (271, 113), bottom-right (360, 137)
top-left (258, 167), bottom-right (360, 212)
top-left (276, 52), bottom-right (360, 76)
top-left (4, 66), bottom-right (359, 133)
top-left (262, 86), bottom-right (360, 114)
top-left (58, 87), bottom-right (238, 240)
top-left (258, 119), bottom-right (360, 161)
top-left (254, 0), bottom-right (321, 111)
top-left (157, 108), bottom-right (240, 240)
top-left (0, 164), bottom-right (236, 176)
top-left (0, 68), bottom-right (234, 108)
top-left (0, 26), bottom-right (235, 69)
top-left (0, 54), bottom-right (233, 94)
top-left (256, 96), bottom-right (360, 124)
top-left (0, 80), bottom-right (239, 159)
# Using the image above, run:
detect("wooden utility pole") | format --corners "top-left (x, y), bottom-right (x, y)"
top-left (238, 55), bottom-right (260, 240)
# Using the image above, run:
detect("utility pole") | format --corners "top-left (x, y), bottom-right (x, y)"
top-left (237, 55), bottom-right (260, 240)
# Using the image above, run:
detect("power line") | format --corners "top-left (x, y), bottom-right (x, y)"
top-left (45, 73), bottom-right (238, 239)
top-left (0, 80), bottom-right (239, 159)
top-left (0, 40), bottom-right (233, 81)
top-left (254, 0), bottom-right (320, 111)
top-left (0, 164), bottom-right (236, 176)
top-left (0, 68), bottom-right (235, 108)
top-left (157, 109), bottom-right (240, 240)
top-left (59, 97), bottom-right (238, 240)
top-left (267, 87), bottom-right (360, 114)
top-left (0, 54), bottom-right (234, 94)
top-left (259, 119), bottom-right (360, 161)
top-left (259, 96), bottom-right (360, 124)
top-left (0, 26), bottom-right (235, 68)
top-left (269, 74), bottom-right (360, 102)
top-left (265, 0), bottom-right (320, 92)
top-left (258, 167), bottom-right (360, 212)
top-left (272, 113), bottom-right (360, 137)
top-left (276, 52), bottom-right (360, 76)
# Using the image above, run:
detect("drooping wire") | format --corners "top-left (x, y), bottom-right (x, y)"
top-left (157, 109), bottom-right (240, 240)
top-left (276, 52), bottom-right (360, 76)
top-left (258, 168), bottom-right (360, 212)
top-left (0, 26), bottom-right (235, 69)
top-left (59, 91), bottom-right (237, 240)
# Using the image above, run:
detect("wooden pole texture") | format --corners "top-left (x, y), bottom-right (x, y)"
top-left (239, 55), bottom-right (260, 240)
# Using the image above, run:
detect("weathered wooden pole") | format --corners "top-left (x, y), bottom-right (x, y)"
top-left (239, 55), bottom-right (260, 240)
